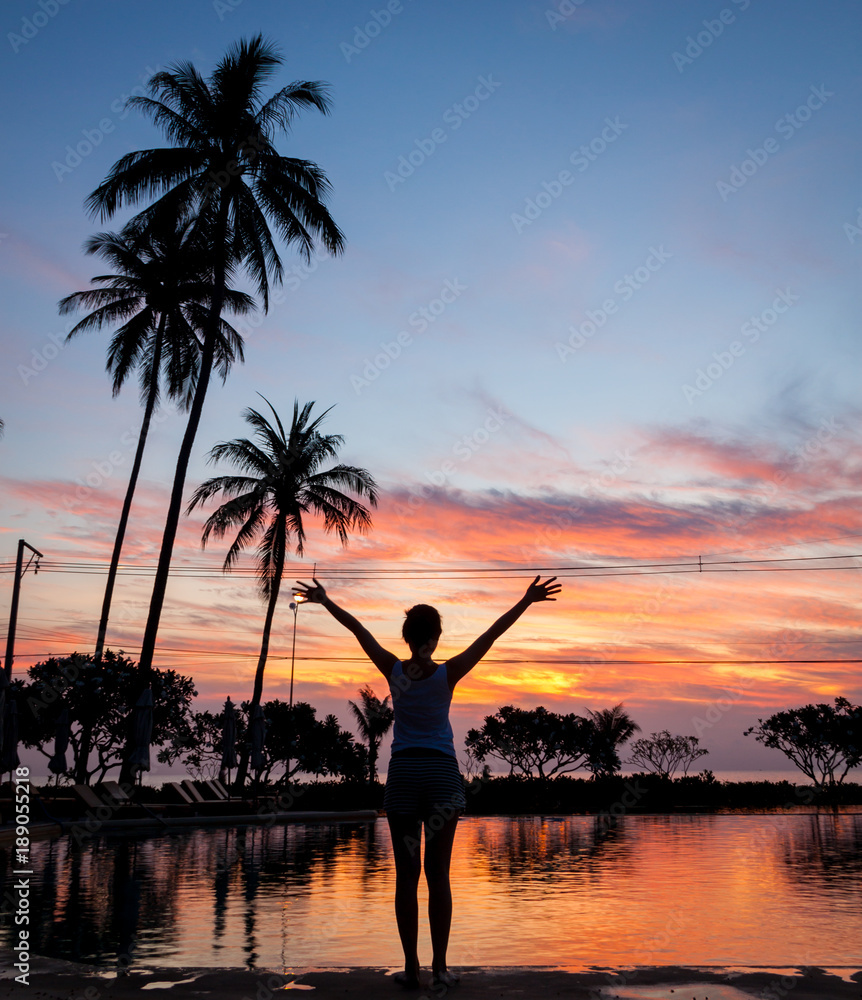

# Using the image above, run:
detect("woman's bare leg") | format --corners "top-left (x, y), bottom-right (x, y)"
top-left (423, 814), bottom-right (459, 979)
top-left (387, 814), bottom-right (423, 984)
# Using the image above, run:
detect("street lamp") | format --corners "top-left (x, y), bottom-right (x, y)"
top-left (288, 593), bottom-right (306, 709)
top-left (286, 592), bottom-right (306, 788)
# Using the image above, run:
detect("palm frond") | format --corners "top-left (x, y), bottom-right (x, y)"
top-left (207, 437), bottom-right (275, 477)
top-left (85, 147), bottom-right (206, 221)
top-left (187, 475), bottom-right (261, 511)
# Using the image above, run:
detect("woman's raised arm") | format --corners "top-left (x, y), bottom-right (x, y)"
top-left (446, 576), bottom-right (561, 686)
top-left (294, 578), bottom-right (398, 679)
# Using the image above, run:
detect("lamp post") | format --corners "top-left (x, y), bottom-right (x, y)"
top-left (286, 593), bottom-right (306, 785)
top-left (288, 593), bottom-right (306, 710)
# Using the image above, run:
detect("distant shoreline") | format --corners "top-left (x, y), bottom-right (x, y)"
top-left (27, 768), bottom-right (861, 786)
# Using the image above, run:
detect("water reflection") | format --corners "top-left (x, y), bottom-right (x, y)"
top-left (470, 815), bottom-right (638, 885)
top-left (781, 813), bottom-right (862, 885)
top-left (1, 814), bottom-right (860, 969)
top-left (27, 835), bottom-right (178, 968)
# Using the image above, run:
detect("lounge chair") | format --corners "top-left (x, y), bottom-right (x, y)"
top-left (99, 780), bottom-right (168, 817)
top-left (209, 777), bottom-right (232, 800)
top-left (178, 779), bottom-right (238, 815)
top-left (189, 779), bottom-right (223, 802)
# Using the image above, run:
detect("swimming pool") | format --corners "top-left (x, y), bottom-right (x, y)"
top-left (2, 813), bottom-right (860, 970)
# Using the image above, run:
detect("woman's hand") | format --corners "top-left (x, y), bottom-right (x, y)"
top-left (294, 578), bottom-right (327, 604)
top-left (524, 575), bottom-right (561, 603)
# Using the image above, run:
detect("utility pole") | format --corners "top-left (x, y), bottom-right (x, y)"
top-left (4, 539), bottom-right (43, 680)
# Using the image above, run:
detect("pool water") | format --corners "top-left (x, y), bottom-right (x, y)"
top-left (2, 813), bottom-right (860, 970)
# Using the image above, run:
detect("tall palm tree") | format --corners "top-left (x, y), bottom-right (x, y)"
top-left (59, 217), bottom-right (253, 659)
top-left (347, 685), bottom-right (394, 784)
top-left (585, 703), bottom-right (641, 778)
top-left (187, 398), bottom-right (377, 785)
top-left (85, 35), bottom-right (345, 688)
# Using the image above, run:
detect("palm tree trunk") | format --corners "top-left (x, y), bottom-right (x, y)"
top-left (94, 314), bottom-right (166, 660)
top-left (136, 204), bottom-right (229, 679)
top-left (236, 519), bottom-right (286, 787)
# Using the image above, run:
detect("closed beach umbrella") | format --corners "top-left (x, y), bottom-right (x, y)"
top-left (48, 707), bottom-right (71, 777)
top-left (0, 683), bottom-right (5, 765)
top-left (250, 704), bottom-right (265, 775)
top-left (128, 688), bottom-right (154, 779)
top-left (1, 699), bottom-right (20, 774)
top-left (221, 698), bottom-right (237, 771)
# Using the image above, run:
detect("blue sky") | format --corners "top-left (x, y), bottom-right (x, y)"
top-left (1, 0), bottom-right (861, 775)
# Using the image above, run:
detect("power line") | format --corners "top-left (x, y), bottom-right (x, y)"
top-left (9, 637), bottom-right (862, 668)
top-left (11, 617), bottom-right (858, 643)
top-left (1, 552), bottom-right (860, 580)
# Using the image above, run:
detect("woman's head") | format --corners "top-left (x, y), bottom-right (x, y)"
top-left (402, 604), bottom-right (442, 651)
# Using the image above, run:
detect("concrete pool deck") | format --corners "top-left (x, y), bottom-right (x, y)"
top-left (5, 957), bottom-right (861, 999)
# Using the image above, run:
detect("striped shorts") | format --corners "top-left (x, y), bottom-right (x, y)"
top-left (384, 749), bottom-right (467, 820)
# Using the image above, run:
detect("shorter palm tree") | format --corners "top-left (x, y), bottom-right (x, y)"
top-left (585, 703), bottom-right (641, 778)
top-left (188, 397), bottom-right (378, 785)
top-left (348, 685), bottom-right (394, 784)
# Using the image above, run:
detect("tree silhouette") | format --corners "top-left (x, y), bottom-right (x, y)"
top-left (17, 651), bottom-right (196, 783)
top-left (584, 703), bottom-right (640, 778)
top-left (466, 705), bottom-right (591, 778)
top-left (628, 730), bottom-right (709, 779)
top-left (745, 697), bottom-right (862, 788)
top-left (59, 216), bottom-right (251, 658)
top-left (188, 398), bottom-right (376, 785)
top-left (347, 685), bottom-right (394, 783)
top-left (85, 35), bottom-right (345, 693)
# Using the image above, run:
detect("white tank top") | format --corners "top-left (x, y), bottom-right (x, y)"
top-left (388, 660), bottom-right (456, 757)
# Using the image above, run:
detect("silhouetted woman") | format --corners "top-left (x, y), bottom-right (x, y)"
top-left (294, 575), bottom-right (561, 989)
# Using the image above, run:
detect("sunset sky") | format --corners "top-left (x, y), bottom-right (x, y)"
top-left (1, 0), bottom-right (860, 777)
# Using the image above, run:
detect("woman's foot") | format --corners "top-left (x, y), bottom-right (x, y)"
top-left (431, 969), bottom-right (460, 988)
top-left (393, 970), bottom-right (421, 989)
